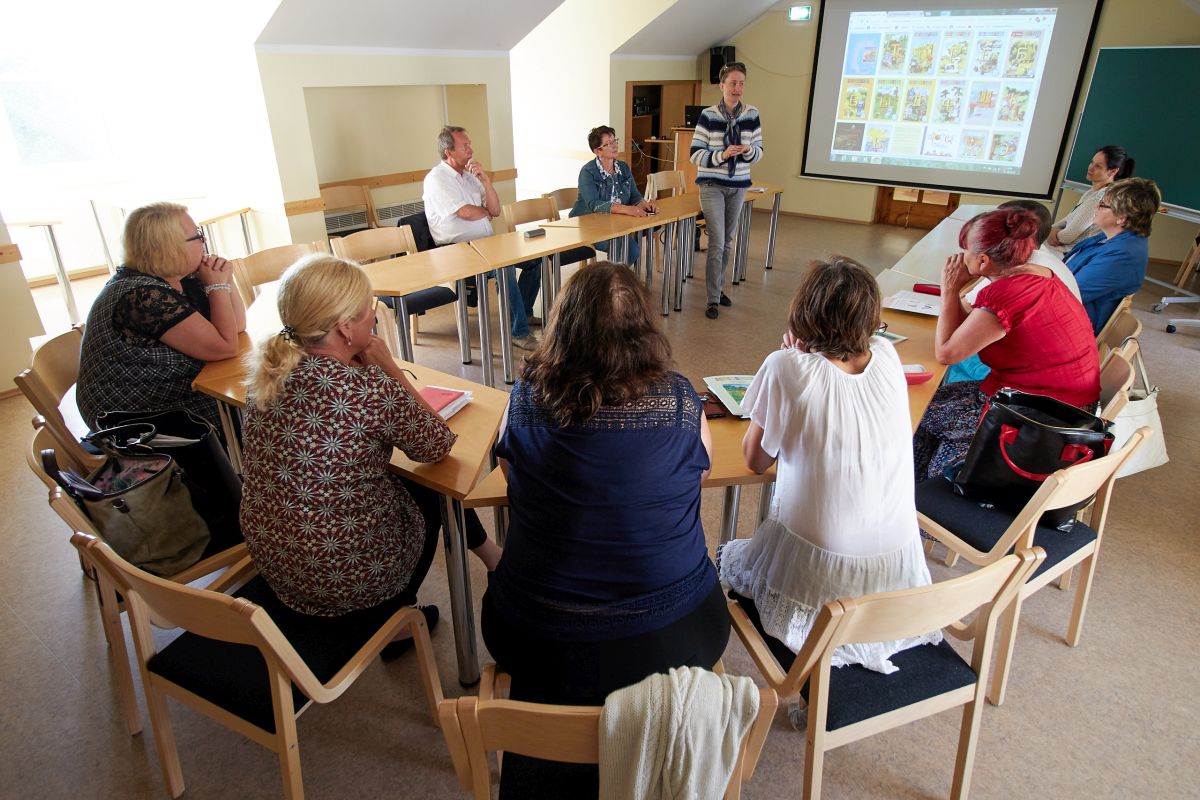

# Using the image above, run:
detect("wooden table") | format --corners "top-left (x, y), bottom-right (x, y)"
top-left (891, 204), bottom-right (992, 282)
top-left (467, 227), bottom-right (602, 384)
top-left (192, 289), bottom-right (508, 686)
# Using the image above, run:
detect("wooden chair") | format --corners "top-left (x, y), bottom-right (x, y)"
top-left (917, 428), bottom-right (1150, 705)
top-left (1094, 294), bottom-right (1134, 347)
top-left (1098, 349), bottom-right (1135, 420)
top-left (541, 187), bottom-right (578, 219)
top-left (28, 420), bottom-right (251, 736)
top-left (1097, 306), bottom-right (1141, 359)
top-left (330, 225), bottom-right (465, 350)
top-left (502, 197), bottom-right (594, 271)
top-left (15, 325), bottom-right (104, 473)
top-left (71, 531), bottom-right (444, 800)
top-left (230, 242), bottom-right (325, 307)
top-left (645, 169), bottom-right (686, 199)
top-left (728, 550), bottom-right (1044, 800)
top-left (320, 184), bottom-right (381, 230)
top-left (443, 663), bottom-right (777, 800)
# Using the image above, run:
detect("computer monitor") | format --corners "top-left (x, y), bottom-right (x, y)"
top-left (684, 105), bottom-right (706, 128)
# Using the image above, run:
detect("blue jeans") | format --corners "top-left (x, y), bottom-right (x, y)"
top-left (490, 260), bottom-right (541, 338)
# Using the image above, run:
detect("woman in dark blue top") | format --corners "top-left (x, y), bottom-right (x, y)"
top-left (482, 262), bottom-right (726, 708)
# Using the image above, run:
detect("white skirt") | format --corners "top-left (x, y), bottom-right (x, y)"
top-left (718, 518), bottom-right (942, 674)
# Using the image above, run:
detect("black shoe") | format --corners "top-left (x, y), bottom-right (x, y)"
top-left (706, 304), bottom-right (719, 319)
top-left (719, 293), bottom-right (732, 307)
top-left (381, 604), bottom-right (440, 661)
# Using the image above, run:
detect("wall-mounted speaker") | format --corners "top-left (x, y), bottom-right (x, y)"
top-left (709, 46), bottom-right (736, 84)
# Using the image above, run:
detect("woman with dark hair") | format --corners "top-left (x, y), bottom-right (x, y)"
top-left (570, 125), bottom-right (658, 265)
top-left (482, 262), bottom-right (726, 706)
top-left (720, 257), bottom-right (938, 677)
top-left (1047, 144), bottom-right (1134, 253)
top-left (1066, 177), bottom-right (1160, 333)
top-left (913, 208), bottom-right (1100, 481)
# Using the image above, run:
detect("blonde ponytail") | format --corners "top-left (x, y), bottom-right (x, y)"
top-left (244, 254), bottom-right (372, 408)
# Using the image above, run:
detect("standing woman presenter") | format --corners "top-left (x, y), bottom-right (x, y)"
top-left (690, 61), bottom-right (763, 320)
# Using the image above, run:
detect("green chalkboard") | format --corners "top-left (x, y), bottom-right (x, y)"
top-left (1065, 46), bottom-right (1200, 214)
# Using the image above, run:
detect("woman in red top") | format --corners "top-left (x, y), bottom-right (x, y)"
top-left (913, 207), bottom-right (1100, 481)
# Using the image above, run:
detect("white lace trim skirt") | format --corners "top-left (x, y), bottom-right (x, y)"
top-left (718, 519), bottom-right (942, 674)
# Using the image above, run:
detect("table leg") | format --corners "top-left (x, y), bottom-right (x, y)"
top-left (675, 218), bottom-right (691, 312)
top-left (493, 507), bottom-right (509, 548)
top-left (394, 296), bottom-right (415, 363)
top-left (765, 194), bottom-right (781, 270)
top-left (660, 220), bottom-right (676, 316)
top-left (216, 401), bottom-right (243, 475)
top-left (719, 485), bottom-right (742, 545)
top-left (475, 271), bottom-right (495, 387)
top-left (438, 495), bottom-right (480, 688)
top-left (735, 202), bottom-right (753, 284)
top-left (756, 482), bottom-right (774, 528)
top-left (43, 224), bottom-right (81, 325)
top-left (540, 256), bottom-right (553, 322)
top-left (496, 268), bottom-right (515, 385)
top-left (641, 229), bottom-right (652, 288)
top-left (238, 211), bottom-right (255, 256)
top-left (455, 279), bottom-right (471, 364)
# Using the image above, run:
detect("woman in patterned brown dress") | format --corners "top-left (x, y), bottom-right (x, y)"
top-left (240, 255), bottom-right (500, 634)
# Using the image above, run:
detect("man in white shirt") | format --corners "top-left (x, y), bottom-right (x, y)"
top-left (423, 126), bottom-right (541, 350)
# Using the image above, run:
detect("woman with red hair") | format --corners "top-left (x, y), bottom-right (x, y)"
top-left (912, 207), bottom-right (1100, 481)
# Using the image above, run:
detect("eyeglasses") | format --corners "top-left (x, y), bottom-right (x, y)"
top-left (185, 228), bottom-right (206, 243)
top-left (875, 321), bottom-right (889, 334)
top-left (599, 138), bottom-right (620, 149)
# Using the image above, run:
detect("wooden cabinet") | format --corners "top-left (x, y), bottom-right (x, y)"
top-left (630, 115), bottom-right (654, 192)
top-left (873, 187), bottom-right (961, 229)
top-left (624, 80), bottom-right (701, 193)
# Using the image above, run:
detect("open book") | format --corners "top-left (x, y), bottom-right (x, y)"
top-left (418, 385), bottom-right (473, 421)
top-left (703, 375), bottom-right (755, 419)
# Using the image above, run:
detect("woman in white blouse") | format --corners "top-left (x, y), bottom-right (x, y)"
top-left (1046, 145), bottom-right (1134, 253)
top-left (719, 257), bottom-right (938, 677)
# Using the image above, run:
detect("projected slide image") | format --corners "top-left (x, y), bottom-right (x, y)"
top-left (873, 80), bottom-right (903, 121)
top-left (840, 78), bottom-right (873, 120)
top-left (830, 8), bottom-right (1056, 175)
top-left (937, 32), bottom-right (971, 76)
top-left (880, 33), bottom-right (909, 73)
top-left (844, 33), bottom-right (881, 75)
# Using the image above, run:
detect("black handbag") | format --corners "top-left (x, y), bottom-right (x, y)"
top-left (952, 389), bottom-right (1114, 531)
top-left (45, 428), bottom-right (210, 576)
top-left (92, 409), bottom-right (243, 552)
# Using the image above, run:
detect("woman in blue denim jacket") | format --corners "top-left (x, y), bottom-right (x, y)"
top-left (570, 125), bottom-right (657, 265)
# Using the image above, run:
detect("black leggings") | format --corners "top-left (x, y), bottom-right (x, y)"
top-left (396, 478), bottom-right (488, 604)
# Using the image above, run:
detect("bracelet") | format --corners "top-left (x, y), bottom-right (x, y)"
top-left (203, 283), bottom-right (232, 296)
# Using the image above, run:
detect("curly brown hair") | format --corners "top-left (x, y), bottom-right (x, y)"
top-left (788, 256), bottom-right (881, 361)
top-left (522, 262), bottom-right (672, 426)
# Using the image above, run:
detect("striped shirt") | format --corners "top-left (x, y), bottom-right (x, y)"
top-left (689, 103), bottom-right (763, 188)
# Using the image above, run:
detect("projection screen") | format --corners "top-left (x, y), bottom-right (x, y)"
top-left (802, 0), bottom-right (1103, 197)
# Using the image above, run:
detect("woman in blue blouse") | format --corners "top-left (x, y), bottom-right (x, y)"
top-left (569, 125), bottom-right (658, 266)
top-left (482, 262), bottom-right (726, 709)
top-left (1065, 177), bottom-right (1160, 333)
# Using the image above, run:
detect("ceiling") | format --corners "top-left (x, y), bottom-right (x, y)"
top-left (256, 0), bottom-right (567, 51)
top-left (614, 0), bottom-right (780, 57)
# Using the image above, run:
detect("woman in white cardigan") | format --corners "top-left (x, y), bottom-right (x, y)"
top-left (1046, 144), bottom-right (1134, 253)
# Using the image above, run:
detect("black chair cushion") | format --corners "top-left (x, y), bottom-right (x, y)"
top-left (379, 286), bottom-right (458, 316)
top-left (731, 591), bottom-right (977, 732)
top-left (147, 576), bottom-right (409, 733)
top-left (400, 212), bottom-right (438, 252)
top-left (916, 478), bottom-right (1098, 580)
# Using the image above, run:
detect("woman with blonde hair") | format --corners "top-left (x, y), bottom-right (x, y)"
top-left (77, 201), bottom-right (246, 429)
top-left (240, 255), bottom-right (499, 648)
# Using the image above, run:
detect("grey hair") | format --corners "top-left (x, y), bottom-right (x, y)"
top-left (438, 126), bottom-right (467, 160)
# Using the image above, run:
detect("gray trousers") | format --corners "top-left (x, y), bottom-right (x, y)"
top-left (699, 183), bottom-right (748, 305)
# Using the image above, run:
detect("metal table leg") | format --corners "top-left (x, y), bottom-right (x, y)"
top-left (660, 220), bottom-right (677, 316)
top-left (238, 210), bottom-right (255, 256)
top-left (496, 269), bottom-right (515, 385)
top-left (394, 296), bottom-right (415, 362)
top-left (475, 271), bottom-right (495, 387)
top-left (734, 202), bottom-right (753, 284)
top-left (756, 482), bottom-right (774, 528)
top-left (765, 194), bottom-right (781, 270)
top-left (455, 279), bottom-right (471, 364)
top-left (675, 218), bottom-right (692, 312)
top-left (540, 256), bottom-right (553, 323)
top-left (42, 224), bottom-right (81, 325)
top-left (439, 495), bottom-right (480, 687)
top-left (641, 229), bottom-right (653, 287)
top-left (719, 485), bottom-right (742, 545)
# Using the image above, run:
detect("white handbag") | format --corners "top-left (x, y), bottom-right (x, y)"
top-left (1110, 345), bottom-right (1168, 477)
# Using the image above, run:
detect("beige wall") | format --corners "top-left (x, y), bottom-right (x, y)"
top-left (256, 50), bottom-right (516, 243)
top-left (0, 209), bottom-right (46, 391)
top-left (723, 0), bottom-right (1200, 258)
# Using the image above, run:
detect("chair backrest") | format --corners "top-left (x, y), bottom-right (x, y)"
top-left (400, 212), bottom-right (438, 252)
top-left (320, 184), bottom-right (380, 229)
top-left (329, 225), bottom-right (418, 263)
top-left (646, 170), bottom-right (686, 199)
top-left (231, 242), bottom-right (325, 306)
top-left (452, 677), bottom-right (778, 800)
top-left (1098, 307), bottom-right (1141, 355)
top-left (1094, 295), bottom-right (1134, 346)
top-left (541, 187), bottom-right (577, 219)
top-left (502, 197), bottom-right (559, 232)
top-left (15, 326), bottom-right (104, 471)
top-left (1098, 350), bottom-right (1135, 420)
top-left (373, 299), bottom-right (402, 358)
